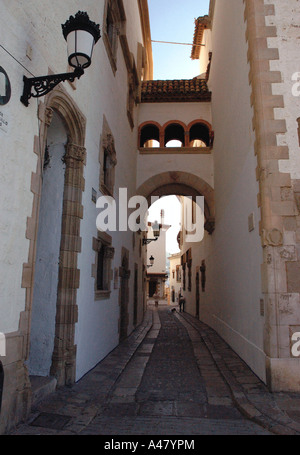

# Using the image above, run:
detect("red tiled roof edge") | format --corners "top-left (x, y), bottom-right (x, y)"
top-left (141, 79), bottom-right (211, 103)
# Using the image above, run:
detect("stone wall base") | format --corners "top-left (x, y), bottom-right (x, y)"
top-left (0, 363), bottom-right (31, 434)
top-left (0, 331), bottom-right (32, 434)
top-left (266, 357), bottom-right (300, 392)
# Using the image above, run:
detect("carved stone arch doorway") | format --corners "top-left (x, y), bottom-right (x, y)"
top-left (23, 86), bottom-right (86, 387)
top-left (119, 248), bottom-right (130, 342)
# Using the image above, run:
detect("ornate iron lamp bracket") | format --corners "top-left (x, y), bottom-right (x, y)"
top-left (20, 66), bottom-right (84, 106)
top-left (142, 238), bottom-right (158, 245)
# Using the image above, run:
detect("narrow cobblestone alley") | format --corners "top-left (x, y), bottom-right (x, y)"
top-left (85, 307), bottom-right (270, 436)
top-left (9, 306), bottom-right (282, 437)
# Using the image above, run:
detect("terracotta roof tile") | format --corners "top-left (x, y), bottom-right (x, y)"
top-left (141, 78), bottom-right (211, 103)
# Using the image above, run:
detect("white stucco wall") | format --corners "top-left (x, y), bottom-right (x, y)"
top-left (205, 0), bottom-right (265, 381)
top-left (0, 7), bottom-right (41, 334)
top-left (137, 153), bottom-right (214, 191)
top-left (67, 0), bottom-right (146, 380)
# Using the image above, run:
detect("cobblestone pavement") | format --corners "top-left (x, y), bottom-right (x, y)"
top-left (9, 306), bottom-right (300, 436)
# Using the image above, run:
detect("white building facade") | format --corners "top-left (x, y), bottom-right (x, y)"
top-left (1, 0), bottom-right (300, 435)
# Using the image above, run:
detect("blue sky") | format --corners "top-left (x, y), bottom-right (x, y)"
top-left (148, 0), bottom-right (210, 80)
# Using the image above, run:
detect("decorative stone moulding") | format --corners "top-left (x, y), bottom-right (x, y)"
top-left (64, 143), bottom-right (87, 163)
top-left (263, 228), bottom-right (283, 247)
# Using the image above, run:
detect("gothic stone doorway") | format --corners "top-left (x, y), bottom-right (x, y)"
top-left (28, 112), bottom-right (67, 378)
top-left (22, 87), bottom-right (86, 387)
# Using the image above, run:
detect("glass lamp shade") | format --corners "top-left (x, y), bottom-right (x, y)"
top-left (62, 11), bottom-right (101, 69)
top-left (67, 30), bottom-right (95, 69)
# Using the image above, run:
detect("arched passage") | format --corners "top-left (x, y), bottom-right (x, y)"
top-left (189, 121), bottom-right (210, 146)
top-left (139, 122), bottom-right (161, 147)
top-left (164, 122), bottom-right (185, 147)
top-left (136, 171), bottom-right (215, 234)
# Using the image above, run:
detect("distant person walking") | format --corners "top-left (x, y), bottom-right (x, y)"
top-left (179, 293), bottom-right (185, 312)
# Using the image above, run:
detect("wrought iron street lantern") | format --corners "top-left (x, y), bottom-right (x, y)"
top-left (147, 255), bottom-right (155, 268)
top-left (143, 221), bottom-right (161, 245)
top-left (21, 11), bottom-right (101, 106)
